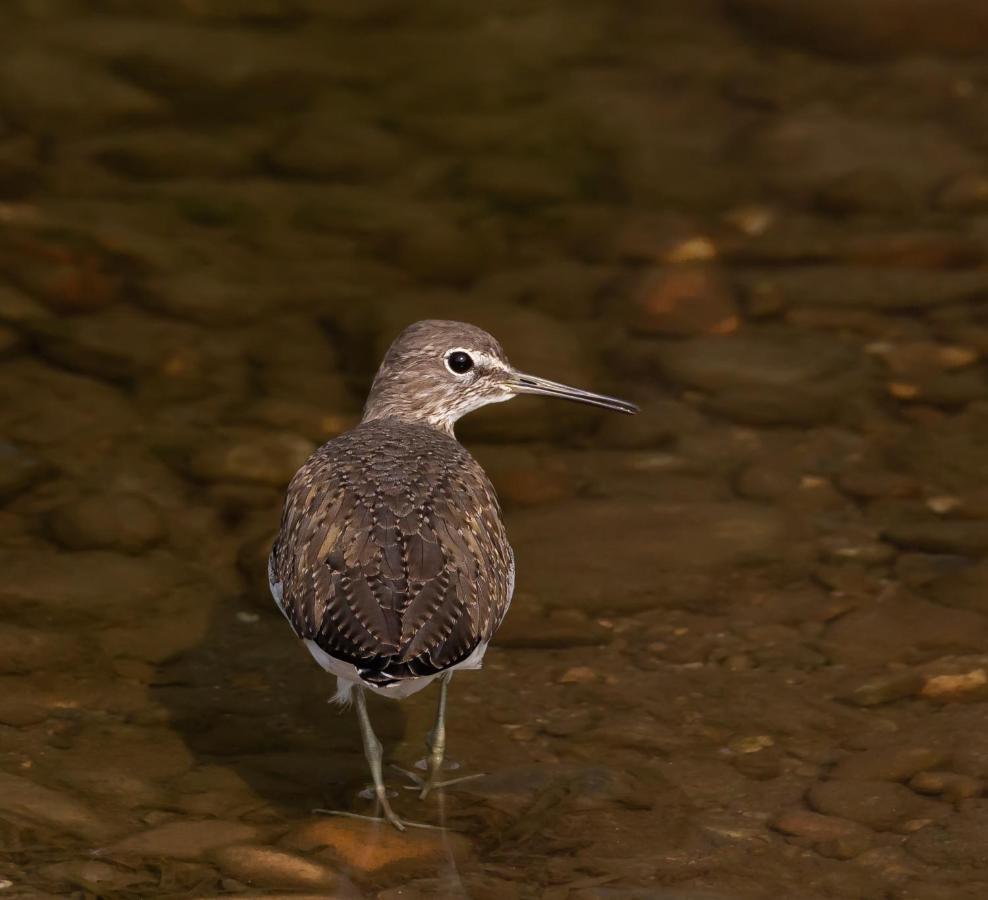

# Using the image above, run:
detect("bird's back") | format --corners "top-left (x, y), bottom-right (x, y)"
top-left (270, 419), bottom-right (514, 686)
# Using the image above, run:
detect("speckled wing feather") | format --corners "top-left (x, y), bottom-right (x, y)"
top-left (270, 420), bottom-right (514, 685)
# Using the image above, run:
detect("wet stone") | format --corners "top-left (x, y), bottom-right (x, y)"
top-left (211, 845), bottom-right (337, 891)
top-left (38, 859), bottom-right (148, 892)
top-left (910, 770), bottom-right (984, 802)
top-left (629, 266), bottom-right (740, 337)
top-left (839, 668), bottom-right (922, 716)
top-left (770, 808), bottom-right (872, 843)
top-left (830, 746), bottom-right (943, 782)
top-left (650, 330), bottom-right (866, 425)
top-left (0, 772), bottom-right (125, 841)
top-left (821, 595), bottom-right (988, 665)
top-left (883, 520), bottom-right (988, 557)
top-left (807, 779), bottom-right (947, 832)
top-left (906, 806), bottom-right (988, 868)
top-left (47, 492), bottom-right (163, 554)
top-left (283, 818), bottom-right (469, 875)
top-left (921, 668), bottom-right (988, 701)
top-left (109, 820), bottom-right (261, 860)
top-left (0, 625), bottom-right (81, 674)
top-left (727, 0), bottom-right (988, 58)
top-left (185, 430), bottom-right (315, 486)
top-left (0, 442), bottom-right (50, 503)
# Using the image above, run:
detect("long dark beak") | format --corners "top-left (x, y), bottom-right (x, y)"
top-left (508, 371), bottom-right (639, 415)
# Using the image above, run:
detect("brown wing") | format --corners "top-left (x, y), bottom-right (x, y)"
top-left (270, 420), bottom-right (513, 685)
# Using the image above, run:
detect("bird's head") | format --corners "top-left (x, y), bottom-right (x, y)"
top-left (362, 319), bottom-right (638, 433)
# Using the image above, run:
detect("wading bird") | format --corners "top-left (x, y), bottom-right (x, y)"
top-left (269, 320), bottom-right (637, 829)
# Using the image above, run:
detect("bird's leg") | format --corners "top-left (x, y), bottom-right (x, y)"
top-left (420, 672), bottom-right (450, 799)
top-left (314, 687), bottom-right (447, 831)
top-left (353, 686), bottom-right (405, 830)
top-left (393, 674), bottom-right (484, 799)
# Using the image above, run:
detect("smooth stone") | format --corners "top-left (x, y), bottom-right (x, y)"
top-left (0, 549), bottom-right (198, 619)
top-left (726, 0), bottom-right (988, 58)
top-left (509, 499), bottom-right (787, 612)
top-left (0, 48), bottom-right (161, 132)
top-left (649, 331), bottom-right (865, 425)
top-left (109, 820), bottom-right (261, 860)
top-left (741, 267), bottom-right (988, 312)
top-left (0, 624), bottom-right (81, 674)
top-left (630, 266), bottom-right (740, 337)
top-left (821, 595), bottom-right (988, 665)
top-left (0, 772), bottom-right (124, 840)
top-left (0, 282), bottom-right (50, 324)
top-left (830, 746), bottom-right (943, 782)
top-left (883, 521), bottom-right (988, 557)
top-left (910, 770), bottom-right (984, 801)
top-left (921, 669), bottom-right (988, 701)
top-left (38, 859), bottom-right (147, 890)
top-left (47, 492), bottom-right (163, 554)
top-left (92, 129), bottom-right (255, 179)
top-left (282, 818), bottom-right (469, 874)
top-left (807, 779), bottom-right (945, 832)
top-left (211, 845), bottom-right (337, 891)
top-left (186, 430), bottom-right (314, 486)
top-left (0, 441), bottom-right (50, 503)
top-left (906, 807), bottom-right (988, 867)
top-left (495, 604), bottom-right (612, 648)
top-left (840, 670), bottom-right (924, 707)
top-left (770, 808), bottom-right (871, 842)
top-left (30, 307), bottom-right (203, 383)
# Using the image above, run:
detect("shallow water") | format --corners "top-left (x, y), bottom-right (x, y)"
top-left (2, 1), bottom-right (988, 898)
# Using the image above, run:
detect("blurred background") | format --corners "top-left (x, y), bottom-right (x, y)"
top-left (2, 1), bottom-right (988, 898)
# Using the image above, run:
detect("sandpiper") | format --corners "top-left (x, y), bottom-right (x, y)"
top-left (269, 319), bottom-right (637, 829)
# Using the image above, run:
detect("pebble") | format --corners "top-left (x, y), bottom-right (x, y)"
top-left (830, 746), bottom-right (942, 782)
top-left (630, 266), bottom-right (740, 337)
top-left (807, 779), bottom-right (945, 832)
top-left (0, 282), bottom-right (49, 324)
top-left (186, 430), bottom-right (315, 486)
top-left (770, 808), bottom-right (870, 842)
top-left (840, 670), bottom-right (924, 707)
top-left (282, 818), bottom-right (469, 874)
top-left (652, 331), bottom-right (865, 425)
top-left (822, 596), bottom-right (988, 666)
top-left (0, 624), bottom-right (81, 675)
top-left (936, 172), bottom-right (988, 212)
top-left (0, 772), bottom-right (123, 841)
top-left (109, 820), bottom-right (261, 860)
top-left (906, 807), bottom-right (988, 868)
top-left (47, 492), bottom-right (163, 554)
top-left (38, 859), bottom-right (145, 891)
top-left (910, 771), bottom-right (984, 802)
top-left (212, 845), bottom-right (337, 891)
top-left (921, 669), bottom-right (988, 700)
top-left (495, 606), bottom-right (612, 649)
top-left (0, 441), bottom-right (50, 503)
top-left (557, 666), bottom-right (598, 685)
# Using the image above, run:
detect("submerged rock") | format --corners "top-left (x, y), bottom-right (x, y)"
top-left (47, 492), bottom-right (163, 554)
top-left (212, 845), bottom-right (338, 891)
top-left (282, 817), bottom-right (468, 874)
top-left (0, 772), bottom-right (124, 841)
top-left (109, 820), bottom-right (261, 860)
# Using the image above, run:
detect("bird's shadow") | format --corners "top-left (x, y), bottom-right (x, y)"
top-left (150, 593), bottom-right (411, 821)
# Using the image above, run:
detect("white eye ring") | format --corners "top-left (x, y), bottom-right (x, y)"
top-left (445, 349), bottom-right (474, 375)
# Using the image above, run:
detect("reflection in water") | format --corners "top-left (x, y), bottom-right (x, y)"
top-left (1, 0), bottom-right (988, 897)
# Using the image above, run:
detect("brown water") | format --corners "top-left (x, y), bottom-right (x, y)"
top-left (3, 1), bottom-right (988, 898)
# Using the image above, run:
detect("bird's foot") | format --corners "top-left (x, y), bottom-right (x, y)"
top-left (312, 807), bottom-right (445, 832)
top-left (391, 763), bottom-right (486, 800)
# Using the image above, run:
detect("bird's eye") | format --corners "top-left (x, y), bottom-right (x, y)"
top-left (446, 351), bottom-right (474, 375)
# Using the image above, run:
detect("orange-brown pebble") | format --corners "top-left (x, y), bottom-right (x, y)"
top-left (281, 817), bottom-right (470, 875)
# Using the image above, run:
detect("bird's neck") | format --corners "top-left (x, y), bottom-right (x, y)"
top-left (361, 392), bottom-right (457, 436)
